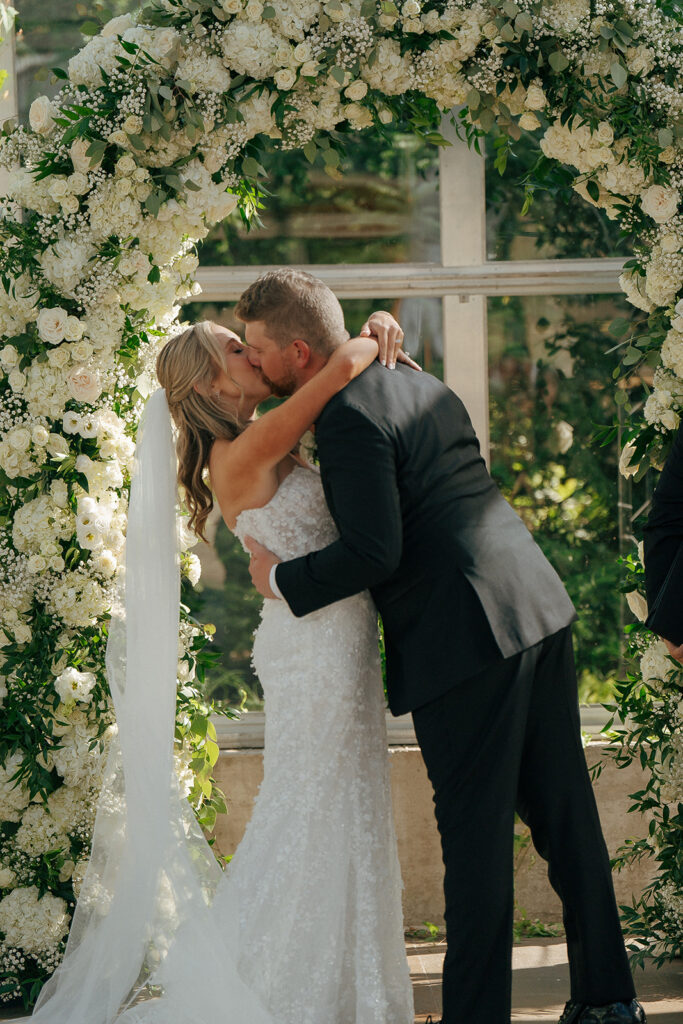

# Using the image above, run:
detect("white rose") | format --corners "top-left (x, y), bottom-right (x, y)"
top-left (29, 96), bottom-right (57, 135)
top-left (0, 345), bottom-right (19, 369)
top-left (67, 367), bottom-right (102, 405)
top-left (8, 426), bottom-right (30, 450)
top-left (37, 307), bottom-right (69, 345)
top-left (300, 60), bottom-right (319, 77)
top-left (48, 178), bottom-right (69, 202)
top-left (8, 368), bottom-right (25, 391)
top-left (61, 194), bottom-right (80, 214)
top-left (222, 0), bottom-right (243, 11)
top-left (274, 68), bottom-right (297, 91)
top-left (70, 138), bottom-right (96, 173)
top-left (27, 554), bottom-right (47, 574)
top-left (345, 80), bottom-right (368, 101)
top-left (121, 115), bottom-right (143, 135)
top-left (660, 232), bottom-right (680, 254)
top-left (47, 344), bottom-right (70, 368)
top-left (245, 0), bottom-right (263, 19)
top-left (640, 184), bottom-right (681, 224)
top-left (293, 41), bottom-right (312, 63)
top-left (115, 155), bottom-right (136, 176)
top-left (31, 424), bottom-right (50, 447)
top-left (0, 865), bottom-right (15, 888)
top-left (403, 0), bottom-right (421, 15)
top-left (525, 84), bottom-right (547, 110)
top-left (64, 315), bottom-right (85, 341)
top-left (378, 108), bottom-right (393, 124)
top-left (67, 171), bottom-right (90, 195)
top-left (71, 340), bottom-right (94, 361)
top-left (595, 121), bottom-right (614, 146)
top-left (93, 549), bottom-right (117, 577)
top-left (661, 409), bottom-right (680, 431)
top-left (47, 432), bottom-right (70, 457)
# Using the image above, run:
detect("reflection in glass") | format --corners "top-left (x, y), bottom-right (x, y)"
top-left (485, 129), bottom-right (633, 262)
top-left (198, 130), bottom-right (439, 267)
top-left (488, 293), bottom-right (649, 702)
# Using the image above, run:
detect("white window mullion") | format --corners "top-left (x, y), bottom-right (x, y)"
top-left (439, 123), bottom-right (490, 459)
top-left (0, 21), bottom-right (17, 198)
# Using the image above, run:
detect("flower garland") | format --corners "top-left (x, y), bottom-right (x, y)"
top-left (0, 0), bottom-right (681, 1004)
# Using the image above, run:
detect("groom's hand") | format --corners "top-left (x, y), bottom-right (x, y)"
top-left (245, 535), bottom-right (281, 599)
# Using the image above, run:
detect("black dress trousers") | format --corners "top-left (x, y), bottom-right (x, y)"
top-left (411, 626), bottom-right (636, 1024)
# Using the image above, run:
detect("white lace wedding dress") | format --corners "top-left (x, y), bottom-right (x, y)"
top-left (122, 463), bottom-right (414, 1024)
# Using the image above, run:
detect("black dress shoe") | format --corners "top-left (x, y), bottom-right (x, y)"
top-left (559, 1001), bottom-right (584, 1024)
top-left (569, 1000), bottom-right (646, 1024)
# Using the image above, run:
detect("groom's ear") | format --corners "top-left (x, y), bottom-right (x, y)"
top-left (290, 338), bottom-right (314, 366)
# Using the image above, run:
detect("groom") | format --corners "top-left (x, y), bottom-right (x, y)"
top-left (237, 269), bottom-right (643, 1024)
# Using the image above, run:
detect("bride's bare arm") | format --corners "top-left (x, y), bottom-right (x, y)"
top-left (211, 336), bottom-right (379, 492)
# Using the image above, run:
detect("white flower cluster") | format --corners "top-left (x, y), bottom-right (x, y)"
top-left (0, 753), bottom-right (32, 824)
top-left (644, 367), bottom-right (682, 433)
top-left (0, 886), bottom-right (70, 955)
top-left (640, 637), bottom-right (678, 692)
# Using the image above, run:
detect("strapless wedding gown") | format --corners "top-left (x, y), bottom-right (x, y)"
top-left (122, 464), bottom-right (414, 1024)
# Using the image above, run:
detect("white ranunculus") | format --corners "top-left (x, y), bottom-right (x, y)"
top-left (67, 366), bottom-right (102, 405)
top-left (29, 96), bottom-right (57, 135)
top-left (640, 184), bottom-right (681, 224)
top-left (37, 307), bottom-right (69, 345)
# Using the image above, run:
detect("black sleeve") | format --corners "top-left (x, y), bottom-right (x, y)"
top-left (643, 423), bottom-right (683, 604)
top-left (275, 402), bottom-right (402, 618)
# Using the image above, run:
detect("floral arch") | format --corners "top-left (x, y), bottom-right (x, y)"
top-left (0, 0), bottom-right (681, 1005)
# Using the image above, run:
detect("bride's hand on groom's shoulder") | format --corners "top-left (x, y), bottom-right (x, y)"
top-left (359, 310), bottom-right (421, 371)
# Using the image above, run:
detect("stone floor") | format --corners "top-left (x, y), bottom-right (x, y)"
top-left (409, 938), bottom-right (683, 1023)
top-left (2, 940), bottom-right (681, 1022)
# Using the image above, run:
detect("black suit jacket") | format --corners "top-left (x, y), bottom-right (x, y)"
top-left (643, 422), bottom-right (683, 641)
top-left (276, 363), bottom-right (577, 715)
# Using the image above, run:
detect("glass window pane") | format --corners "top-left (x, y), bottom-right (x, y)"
top-left (14, 1), bottom-right (139, 124)
top-left (487, 293), bottom-right (648, 703)
top-left (198, 129), bottom-right (440, 267)
top-left (485, 130), bottom-right (633, 262)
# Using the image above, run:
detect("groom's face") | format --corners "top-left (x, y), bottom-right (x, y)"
top-left (243, 320), bottom-right (299, 397)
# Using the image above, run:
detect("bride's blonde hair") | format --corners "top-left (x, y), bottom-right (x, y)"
top-left (156, 321), bottom-right (246, 541)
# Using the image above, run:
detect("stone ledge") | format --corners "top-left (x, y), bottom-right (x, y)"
top-left (211, 742), bottom-right (653, 926)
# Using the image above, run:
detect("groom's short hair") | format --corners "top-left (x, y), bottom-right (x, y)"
top-left (235, 269), bottom-right (349, 356)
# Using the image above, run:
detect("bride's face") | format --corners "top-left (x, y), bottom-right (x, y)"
top-left (209, 326), bottom-right (272, 407)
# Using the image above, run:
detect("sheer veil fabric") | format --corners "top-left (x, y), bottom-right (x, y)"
top-left (8, 389), bottom-right (273, 1024)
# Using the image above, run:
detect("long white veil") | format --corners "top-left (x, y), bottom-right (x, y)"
top-left (9, 389), bottom-right (272, 1024)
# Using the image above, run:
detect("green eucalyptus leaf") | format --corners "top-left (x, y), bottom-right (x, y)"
top-left (610, 61), bottom-right (628, 88)
top-left (549, 51), bottom-right (569, 72)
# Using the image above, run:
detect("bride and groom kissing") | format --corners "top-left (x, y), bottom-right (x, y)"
top-left (18, 268), bottom-right (645, 1024)
top-left (204, 268), bottom-right (643, 1024)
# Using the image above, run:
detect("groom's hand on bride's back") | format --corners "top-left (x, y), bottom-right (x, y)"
top-left (360, 310), bottom-right (421, 372)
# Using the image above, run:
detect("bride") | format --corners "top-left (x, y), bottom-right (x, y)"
top-left (12, 311), bottom-right (416, 1024)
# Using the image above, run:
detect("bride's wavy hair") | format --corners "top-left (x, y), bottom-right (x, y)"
top-left (156, 321), bottom-right (246, 541)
